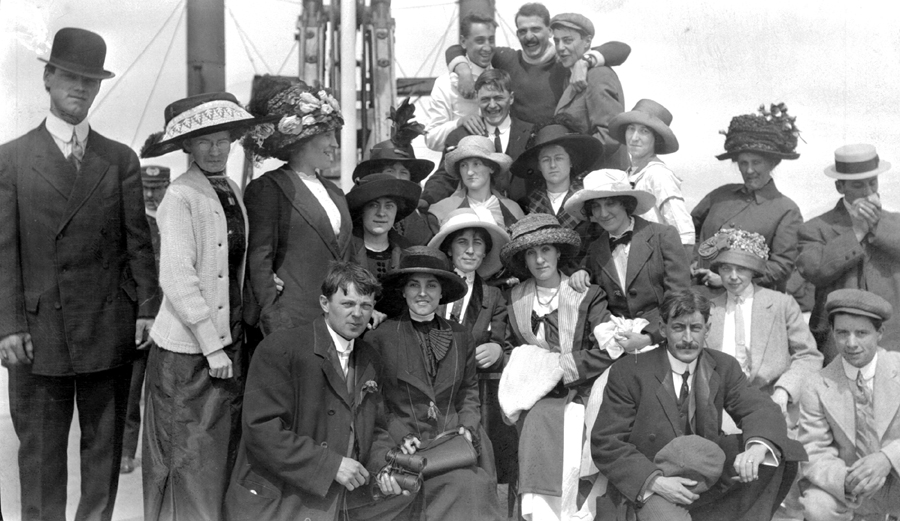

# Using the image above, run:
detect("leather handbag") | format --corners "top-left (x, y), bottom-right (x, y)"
top-left (418, 431), bottom-right (478, 478)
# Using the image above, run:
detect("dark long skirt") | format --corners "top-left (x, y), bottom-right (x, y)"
top-left (142, 337), bottom-right (244, 521)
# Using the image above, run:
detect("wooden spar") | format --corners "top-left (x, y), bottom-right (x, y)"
top-left (186, 0), bottom-right (226, 96)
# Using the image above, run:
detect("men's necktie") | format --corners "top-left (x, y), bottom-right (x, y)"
top-left (68, 133), bottom-right (84, 171)
top-left (449, 298), bottom-right (464, 324)
top-left (851, 371), bottom-right (879, 459)
top-left (677, 368), bottom-right (691, 406)
top-left (733, 296), bottom-right (750, 374)
top-left (609, 231), bottom-right (633, 251)
top-left (493, 127), bottom-right (503, 153)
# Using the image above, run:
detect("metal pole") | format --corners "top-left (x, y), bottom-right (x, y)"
top-left (186, 0), bottom-right (226, 95)
top-left (339, 0), bottom-right (357, 193)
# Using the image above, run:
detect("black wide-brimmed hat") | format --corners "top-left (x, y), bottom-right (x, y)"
top-left (39, 28), bottom-right (114, 80)
top-left (346, 173), bottom-right (423, 222)
top-left (500, 213), bottom-right (581, 278)
top-left (510, 124), bottom-right (603, 179)
top-left (716, 102), bottom-right (800, 161)
top-left (380, 246), bottom-right (468, 304)
top-left (141, 92), bottom-right (274, 158)
top-left (609, 99), bottom-right (679, 154)
top-left (353, 98), bottom-right (433, 182)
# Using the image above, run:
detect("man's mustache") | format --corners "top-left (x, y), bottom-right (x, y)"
top-left (674, 340), bottom-right (701, 350)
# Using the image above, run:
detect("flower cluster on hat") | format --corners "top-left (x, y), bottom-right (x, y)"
top-left (697, 228), bottom-right (770, 261)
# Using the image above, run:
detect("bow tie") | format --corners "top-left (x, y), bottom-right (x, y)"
top-left (609, 231), bottom-right (633, 250)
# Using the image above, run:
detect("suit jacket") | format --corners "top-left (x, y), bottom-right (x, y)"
top-left (225, 317), bottom-right (385, 521)
top-left (0, 122), bottom-right (159, 375)
top-left (421, 115), bottom-right (534, 205)
top-left (555, 66), bottom-right (629, 171)
top-left (438, 274), bottom-right (508, 371)
top-left (708, 285), bottom-right (822, 400)
top-left (797, 201), bottom-right (900, 356)
top-left (584, 217), bottom-right (690, 344)
top-left (243, 166), bottom-right (353, 334)
top-left (592, 346), bottom-right (806, 503)
top-left (798, 349), bottom-right (900, 500)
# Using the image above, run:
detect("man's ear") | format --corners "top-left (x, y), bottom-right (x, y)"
top-left (319, 295), bottom-right (330, 314)
top-left (508, 91), bottom-right (515, 106)
top-left (835, 180), bottom-right (845, 195)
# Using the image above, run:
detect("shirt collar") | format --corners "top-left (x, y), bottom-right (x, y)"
top-left (409, 310), bottom-right (436, 323)
top-left (842, 351), bottom-right (878, 382)
top-left (728, 282), bottom-right (755, 302)
top-left (463, 56), bottom-right (489, 77)
top-left (734, 179), bottom-right (779, 204)
top-left (46, 111), bottom-right (90, 144)
top-left (325, 321), bottom-right (354, 355)
top-left (454, 268), bottom-right (476, 284)
top-left (487, 116), bottom-right (512, 135)
top-left (609, 218), bottom-right (635, 240)
top-left (666, 349), bottom-right (698, 376)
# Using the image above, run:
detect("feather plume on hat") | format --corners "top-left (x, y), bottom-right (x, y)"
top-left (389, 97), bottom-right (426, 147)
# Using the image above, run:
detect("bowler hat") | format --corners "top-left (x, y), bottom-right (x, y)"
top-left (824, 144), bottom-right (891, 180)
top-left (609, 99), bottom-right (680, 154)
top-left (381, 246), bottom-right (468, 304)
top-left (511, 124), bottom-right (603, 179)
top-left (39, 28), bottom-right (114, 80)
top-left (346, 173), bottom-right (422, 222)
top-left (826, 289), bottom-right (893, 322)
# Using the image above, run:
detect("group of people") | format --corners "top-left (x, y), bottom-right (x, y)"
top-left (1, 4), bottom-right (899, 521)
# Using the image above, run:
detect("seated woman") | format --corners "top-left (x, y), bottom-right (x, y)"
top-left (427, 135), bottom-right (524, 233)
top-left (699, 228), bottom-right (822, 429)
top-left (565, 169), bottom-right (691, 352)
top-left (427, 209), bottom-right (517, 486)
top-left (353, 247), bottom-right (502, 521)
top-left (497, 213), bottom-right (613, 521)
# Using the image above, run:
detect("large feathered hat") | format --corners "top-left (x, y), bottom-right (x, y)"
top-left (352, 98), bottom-right (434, 182)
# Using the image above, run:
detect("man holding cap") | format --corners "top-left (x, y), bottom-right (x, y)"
top-left (798, 288), bottom-right (900, 520)
top-left (797, 144), bottom-right (900, 362)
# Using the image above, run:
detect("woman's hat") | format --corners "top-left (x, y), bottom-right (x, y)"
top-left (346, 173), bottom-right (423, 222)
top-left (510, 124), bottom-right (603, 179)
top-left (381, 246), bottom-right (468, 304)
top-left (824, 144), bottom-right (891, 180)
top-left (564, 169), bottom-right (657, 217)
top-left (609, 99), bottom-right (679, 154)
top-left (500, 213), bottom-right (581, 278)
top-left (427, 208), bottom-right (511, 278)
top-left (353, 98), bottom-right (434, 182)
top-left (697, 228), bottom-right (769, 276)
top-left (39, 28), bottom-right (114, 80)
top-left (444, 135), bottom-right (513, 179)
top-left (716, 102), bottom-right (800, 161)
top-left (242, 75), bottom-right (344, 161)
top-left (141, 92), bottom-right (271, 158)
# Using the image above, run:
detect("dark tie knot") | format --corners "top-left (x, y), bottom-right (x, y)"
top-left (609, 231), bottom-right (634, 250)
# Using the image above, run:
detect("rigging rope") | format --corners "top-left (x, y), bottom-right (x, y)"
top-left (277, 40), bottom-right (299, 75)
top-left (227, 6), bottom-right (274, 74)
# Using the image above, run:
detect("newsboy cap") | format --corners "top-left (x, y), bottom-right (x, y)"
top-left (826, 289), bottom-right (893, 322)
top-left (549, 13), bottom-right (594, 38)
top-left (653, 435), bottom-right (726, 494)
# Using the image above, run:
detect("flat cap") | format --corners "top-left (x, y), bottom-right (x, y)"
top-left (549, 13), bottom-right (594, 38)
top-left (653, 435), bottom-right (725, 494)
top-left (826, 288), bottom-right (893, 322)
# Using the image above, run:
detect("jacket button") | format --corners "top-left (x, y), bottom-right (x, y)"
top-left (614, 291), bottom-right (623, 298)
top-left (628, 289), bottom-right (637, 296)
top-left (54, 302), bottom-right (62, 310)
top-left (635, 310), bottom-right (643, 317)
top-left (320, 442), bottom-right (328, 448)
top-left (649, 434), bottom-right (656, 442)
top-left (328, 410), bottom-right (335, 416)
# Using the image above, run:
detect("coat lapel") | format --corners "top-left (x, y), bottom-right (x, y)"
top-left (271, 168), bottom-right (346, 259)
top-left (314, 319), bottom-right (353, 409)
top-left (432, 320), bottom-right (463, 398)
top-left (748, 287), bottom-right (776, 380)
top-left (31, 125), bottom-right (76, 199)
top-left (624, 221), bottom-right (652, 290)
top-left (463, 279), bottom-right (484, 332)
top-left (58, 133), bottom-right (112, 234)
top-left (820, 361), bottom-right (856, 447)
top-left (874, 350), bottom-right (900, 442)
top-left (595, 233), bottom-right (621, 292)
top-left (556, 84), bottom-right (577, 113)
top-left (654, 349), bottom-right (684, 435)
top-left (693, 351), bottom-right (721, 439)
top-left (395, 318), bottom-right (437, 401)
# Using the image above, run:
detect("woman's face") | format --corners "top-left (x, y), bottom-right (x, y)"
top-left (590, 198), bottom-right (630, 236)
top-left (538, 144), bottom-right (572, 189)
top-left (625, 123), bottom-right (656, 162)
top-left (717, 262), bottom-right (756, 297)
top-left (459, 157), bottom-right (493, 193)
top-left (379, 162), bottom-right (411, 181)
top-left (186, 130), bottom-right (232, 173)
top-left (362, 196), bottom-right (398, 238)
top-left (449, 229), bottom-right (487, 274)
top-left (736, 152), bottom-right (775, 192)
top-left (403, 273), bottom-right (443, 316)
top-left (295, 130), bottom-right (338, 171)
top-left (525, 244), bottom-right (559, 283)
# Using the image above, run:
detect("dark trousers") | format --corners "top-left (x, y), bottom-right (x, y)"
top-left (123, 351), bottom-right (148, 459)
top-left (8, 364), bottom-right (132, 521)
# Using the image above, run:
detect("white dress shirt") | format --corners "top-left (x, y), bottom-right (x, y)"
top-left (295, 170), bottom-right (342, 237)
top-left (609, 218), bottom-right (636, 291)
top-left (325, 321), bottom-right (355, 377)
top-left (445, 270), bottom-right (476, 322)
top-left (842, 351), bottom-right (878, 394)
top-left (422, 57), bottom-right (486, 151)
top-left (46, 111), bottom-right (89, 156)
top-left (722, 283), bottom-right (755, 371)
top-left (486, 116), bottom-right (512, 153)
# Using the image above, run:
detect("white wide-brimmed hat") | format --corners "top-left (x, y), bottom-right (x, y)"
top-left (428, 208), bottom-right (510, 278)
top-left (444, 135), bottom-right (513, 179)
top-left (563, 169), bottom-right (656, 217)
top-left (824, 143), bottom-right (891, 180)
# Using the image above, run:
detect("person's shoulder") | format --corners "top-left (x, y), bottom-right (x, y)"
top-left (0, 124), bottom-right (45, 151)
top-left (445, 125), bottom-right (471, 146)
top-left (586, 65), bottom-right (622, 85)
top-left (257, 321), bottom-right (319, 357)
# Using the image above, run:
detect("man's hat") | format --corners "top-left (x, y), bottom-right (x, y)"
top-left (141, 165), bottom-right (171, 184)
top-left (824, 144), bottom-right (891, 180)
top-left (39, 28), bottom-right (114, 80)
top-left (549, 13), bottom-right (595, 38)
top-left (653, 436), bottom-right (726, 494)
top-left (826, 289), bottom-right (893, 322)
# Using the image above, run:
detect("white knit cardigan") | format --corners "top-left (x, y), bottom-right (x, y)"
top-left (149, 165), bottom-right (248, 355)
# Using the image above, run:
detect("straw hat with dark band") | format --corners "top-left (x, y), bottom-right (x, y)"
top-left (380, 246), bottom-right (468, 304)
top-left (824, 144), bottom-right (891, 180)
top-left (609, 99), bottom-right (679, 154)
top-left (500, 213), bottom-right (581, 277)
top-left (346, 173), bottom-right (422, 222)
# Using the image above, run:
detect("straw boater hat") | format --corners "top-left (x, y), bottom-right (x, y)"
top-left (353, 98), bottom-right (434, 182)
top-left (40, 28), bottom-right (115, 79)
top-left (427, 208), bottom-right (511, 278)
top-left (380, 246), bottom-right (468, 304)
top-left (563, 169), bottom-right (657, 217)
top-left (242, 75), bottom-right (343, 161)
top-left (510, 124), bottom-right (603, 179)
top-left (500, 213), bottom-right (581, 278)
top-left (824, 144), bottom-right (891, 180)
top-left (444, 135), bottom-right (513, 179)
top-left (608, 99), bottom-right (680, 154)
top-left (716, 102), bottom-right (800, 161)
top-left (141, 92), bottom-right (272, 158)
top-left (697, 228), bottom-right (769, 276)
top-left (346, 173), bottom-right (422, 222)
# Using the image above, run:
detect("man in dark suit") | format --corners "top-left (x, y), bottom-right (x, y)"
top-left (592, 289), bottom-right (806, 521)
top-left (421, 68), bottom-right (534, 207)
top-left (0, 28), bottom-right (159, 521)
top-left (224, 262), bottom-right (400, 520)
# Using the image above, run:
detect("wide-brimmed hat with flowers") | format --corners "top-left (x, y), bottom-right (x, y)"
top-left (444, 135), bottom-right (513, 179)
top-left (380, 246), bottom-right (468, 304)
top-left (609, 99), bottom-right (679, 154)
top-left (242, 75), bottom-right (343, 161)
top-left (500, 213), bottom-right (581, 278)
top-left (510, 124), bottom-right (603, 179)
top-left (346, 173), bottom-right (422, 222)
top-left (353, 98), bottom-right (434, 182)
top-left (564, 168), bottom-right (657, 217)
top-left (698, 228), bottom-right (769, 276)
top-left (824, 143), bottom-right (891, 180)
top-left (716, 102), bottom-right (800, 161)
top-left (427, 208), bottom-right (511, 278)
top-left (141, 92), bottom-right (274, 158)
